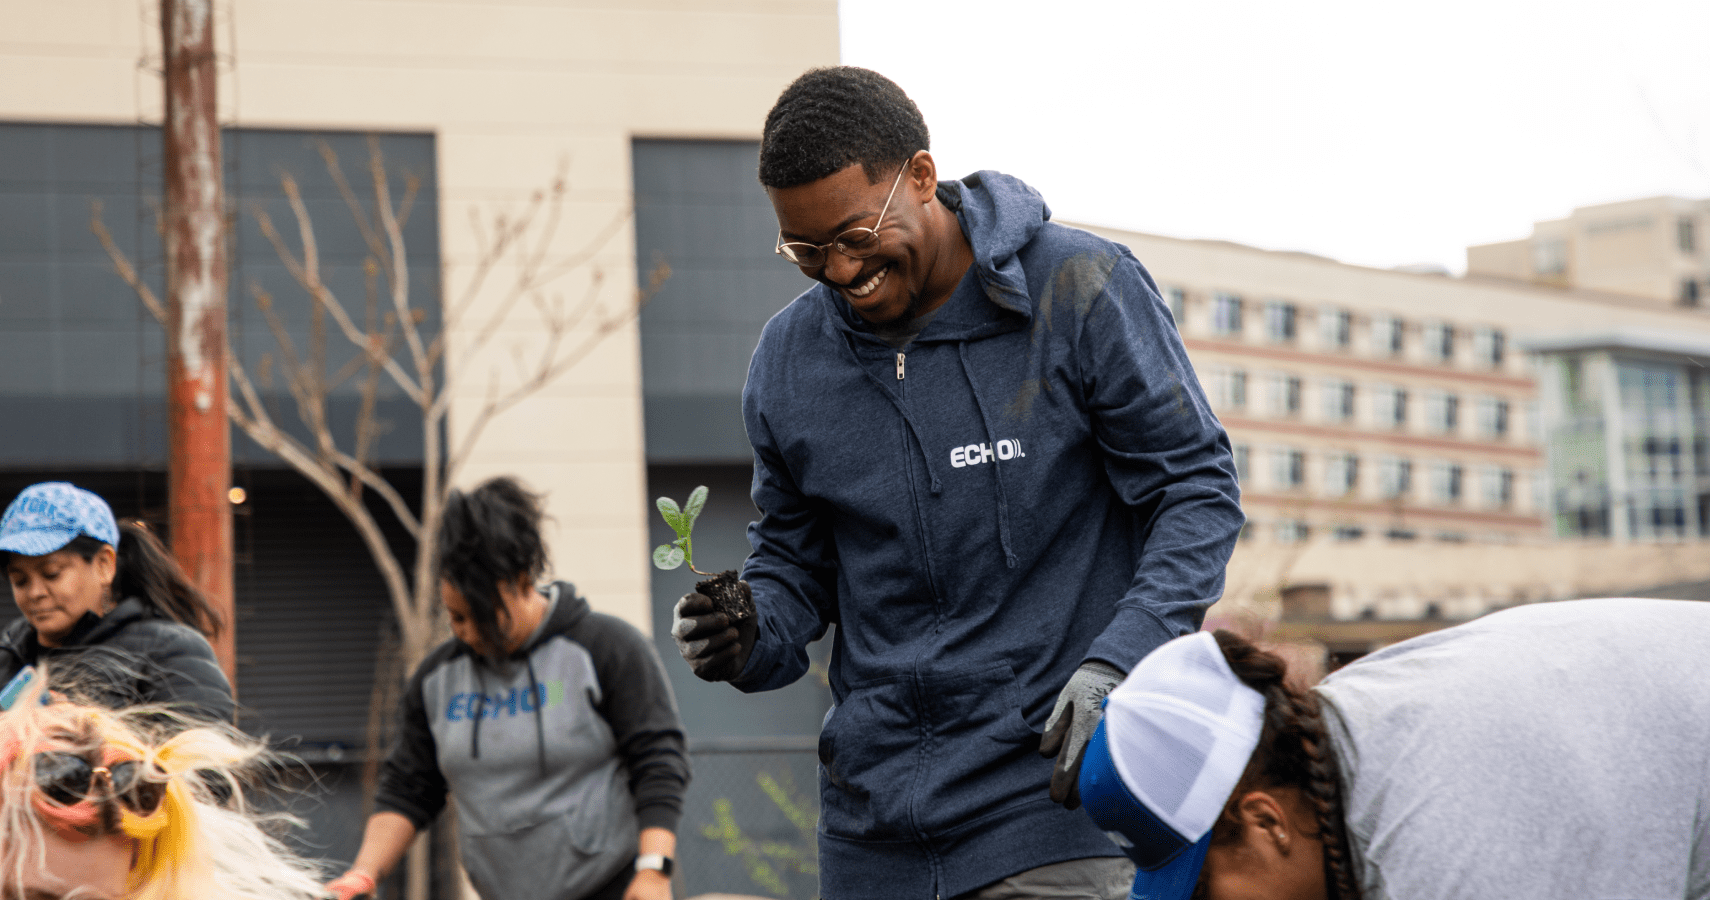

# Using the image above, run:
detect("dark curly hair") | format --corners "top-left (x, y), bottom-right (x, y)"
top-left (436, 477), bottom-right (549, 660)
top-left (1196, 631), bottom-right (1362, 900)
top-left (759, 66), bottom-right (930, 189)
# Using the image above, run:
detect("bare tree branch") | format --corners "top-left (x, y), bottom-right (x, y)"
top-left (251, 190), bottom-right (425, 405)
top-left (93, 143), bottom-right (667, 858)
top-left (90, 202), bottom-right (166, 323)
top-left (229, 373), bottom-right (424, 650)
top-left (445, 257), bottom-right (669, 483)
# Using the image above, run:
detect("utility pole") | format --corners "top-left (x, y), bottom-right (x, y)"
top-left (162, 0), bottom-right (236, 691)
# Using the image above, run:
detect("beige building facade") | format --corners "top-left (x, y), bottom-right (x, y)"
top-left (1077, 224), bottom-right (1710, 632)
top-left (0, 0), bottom-right (840, 632)
top-left (1468, 195), bottom-right (1710, 306)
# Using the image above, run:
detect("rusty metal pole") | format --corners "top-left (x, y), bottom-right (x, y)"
top-left (162, 0), bottom-right (236, 693)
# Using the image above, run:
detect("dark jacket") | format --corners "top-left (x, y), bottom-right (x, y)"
top-left (374, 582), bottom-right (689, 900)
top-left (0, 597), bottom-right (233, 723)
top-left (737, 171), bottom-right (1244, 898)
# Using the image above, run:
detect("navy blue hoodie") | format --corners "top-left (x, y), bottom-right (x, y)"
top-left (736, 171), bottom-right (1244, 899)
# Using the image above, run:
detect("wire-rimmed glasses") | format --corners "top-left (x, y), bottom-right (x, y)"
top-left (774, 162), bottom-right (909, 268)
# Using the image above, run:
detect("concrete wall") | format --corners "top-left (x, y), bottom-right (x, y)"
top-left (0, 0), bottom-right (840, 630)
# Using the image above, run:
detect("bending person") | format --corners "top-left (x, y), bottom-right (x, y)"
top-left (0, 482), bottom-right (231, 724)
top-left (327, 477), bottom-right (690, 900)
top-left (1079, 597), bottom-right (1710, 900)
top-left (0, 681), bottom-right (324, 900)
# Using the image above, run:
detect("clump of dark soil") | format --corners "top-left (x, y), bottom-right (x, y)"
top-left (697, 569), bottom-right (753, 623)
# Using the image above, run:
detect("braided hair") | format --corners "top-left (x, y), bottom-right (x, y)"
top-left (1205, 630), bottom-right (1362, 900)
top-left (759, 66), bottom-right (930, 189)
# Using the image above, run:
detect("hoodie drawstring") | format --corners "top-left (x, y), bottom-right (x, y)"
top-left (470, 666), bottom-right (486, 760)
top-left (840, 336), bottom-right (944, 495)
top-left (524, 654), bottom-right (548, 777)
top-left (959, 344), bottom-right (1019, 569)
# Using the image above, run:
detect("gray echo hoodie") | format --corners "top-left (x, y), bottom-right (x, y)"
top-left (374, 582), bottom-right (689, 900)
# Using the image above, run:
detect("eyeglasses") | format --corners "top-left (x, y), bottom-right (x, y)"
top-left (33, 750), bottom-right (165, 816)
top-left (775, 162), bottom-right (909, 268)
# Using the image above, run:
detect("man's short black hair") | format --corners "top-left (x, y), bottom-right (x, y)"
top-left (759, 66), bottom-right (929, 189)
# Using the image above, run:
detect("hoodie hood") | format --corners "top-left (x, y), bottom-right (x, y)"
top-left (938, 170), bottom-right (1052, 319)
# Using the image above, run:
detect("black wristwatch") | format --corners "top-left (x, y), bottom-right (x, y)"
top-left (634, 853), bottom-right (674, 877)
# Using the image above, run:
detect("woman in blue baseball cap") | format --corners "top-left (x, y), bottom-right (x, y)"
top-left (1079, 597), bottom-right (1710, 900)
top-left (0, 482), bottom-right (232, 724)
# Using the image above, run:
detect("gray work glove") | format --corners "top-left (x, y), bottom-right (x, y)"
top-left (1039, 660), bottom-right (1126, 810)
top-left (672, 588), bottom-right (758, 682)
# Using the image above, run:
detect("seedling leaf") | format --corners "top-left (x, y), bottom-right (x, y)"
top-left (653, 544), bottom-right (685, 570)
top-left (684, 485), bottom-right (708, 527)
top-left (656, 497), bottom-right (687, 537)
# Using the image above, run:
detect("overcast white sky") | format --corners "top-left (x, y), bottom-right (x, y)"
top-left (839, 0), bottom-right (1710, 273)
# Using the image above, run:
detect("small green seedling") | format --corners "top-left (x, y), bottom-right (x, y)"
top-left (651, 485), bottom-right (752, 623)
top-left (653, 485), bottom-right (712, 575)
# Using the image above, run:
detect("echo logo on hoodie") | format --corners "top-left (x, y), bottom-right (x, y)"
top-left (444, 681), bottom-right (567, 721)
top-left (950, 439), bottom-right (1025, 469)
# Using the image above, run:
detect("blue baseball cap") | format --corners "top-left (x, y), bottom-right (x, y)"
top-left (1079, 632), bottom-right (1267, 900)
top-left (0, 482), bottom-right (120, 557)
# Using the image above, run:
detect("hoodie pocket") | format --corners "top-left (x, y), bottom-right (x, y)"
top-left (914, 663), bottom-right (1042, 834)
top-left (460, 803), bottom-right (631, 900)
top-left (817, 674), bottom-right (920, 841)
top-left (817, 664), bottom-right (1039, 841)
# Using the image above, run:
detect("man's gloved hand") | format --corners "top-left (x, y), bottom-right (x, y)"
top-left (1039, 660), bottom-right (1126, 810)
top-left (672, 588), bottom-right (758, 682)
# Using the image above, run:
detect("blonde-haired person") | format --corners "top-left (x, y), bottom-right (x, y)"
top-left (0, 675), bottom-right (325, 900)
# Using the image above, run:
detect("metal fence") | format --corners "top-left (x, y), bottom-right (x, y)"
top-left (679, 737), bottom-right (822, 900)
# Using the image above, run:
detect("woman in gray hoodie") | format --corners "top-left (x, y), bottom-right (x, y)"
top-left (325, 477), bottom-right (689, 900)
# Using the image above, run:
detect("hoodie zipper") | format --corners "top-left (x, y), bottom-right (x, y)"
top-left (896, 352), bottom-right (905, 381)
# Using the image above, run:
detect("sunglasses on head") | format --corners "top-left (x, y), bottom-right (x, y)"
top-left (32, 750), bottom-right (165, 817)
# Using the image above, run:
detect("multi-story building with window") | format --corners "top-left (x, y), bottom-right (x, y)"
top-left (1468, 196), bottom-right (1710, 306)
top-left (1081, 228), bottom-right (1548, 548)
top-left (1527, 329), bottom-right (1710, 542)
top-left (1075, 223), bottom-right (1710, 644)
top-left (3, 3), bottom-right (840, 893)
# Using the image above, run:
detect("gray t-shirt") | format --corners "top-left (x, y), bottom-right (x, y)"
top-left (1314, 598), bottom-right (1710, 900)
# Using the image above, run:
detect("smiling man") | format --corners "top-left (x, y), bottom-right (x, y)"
top-left (671, 66), bottom-right (1245, 900)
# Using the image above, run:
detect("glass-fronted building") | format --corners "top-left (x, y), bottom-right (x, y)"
top-left (1530, 329), bottom-right (1710, 541)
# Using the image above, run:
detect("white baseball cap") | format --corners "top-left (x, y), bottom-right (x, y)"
top-left (1078, 631), bottom-right (1266, 900)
